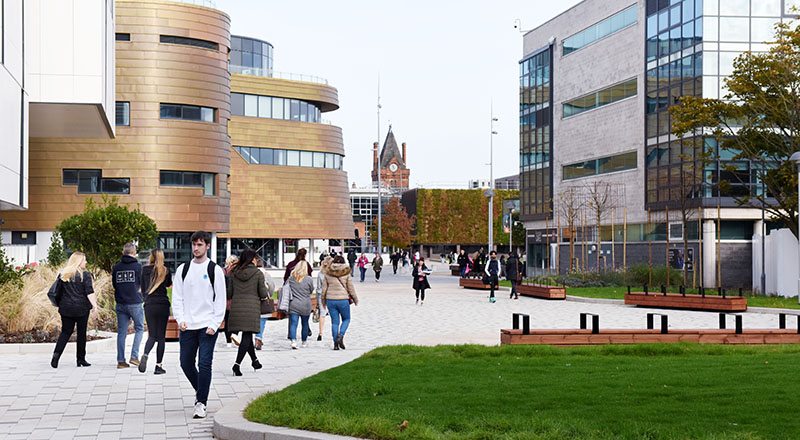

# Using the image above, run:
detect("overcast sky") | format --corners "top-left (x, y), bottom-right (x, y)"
top-left (218, 0), bottom-right (582, 188)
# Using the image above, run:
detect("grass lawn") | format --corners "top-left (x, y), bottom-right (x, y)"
top-left (246, 344), bottom-right (800, 440)
top-left (497, 281), bottom-right (800, 309)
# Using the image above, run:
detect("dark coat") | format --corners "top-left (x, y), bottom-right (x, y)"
top-left (226, 264), bottom-right (267, 333)
top-left (457, 253), bottom-right (468, 268)
top-left (112, 255), bottom-right (142, 305)
top-left (142, 265), bottom-right (172, 308)
top-left (412, 264), bottom-right (431, 290)
top-left (58, 271), bottom-right (94, 317)
top-left (505, 257), bottom-right (521, 281)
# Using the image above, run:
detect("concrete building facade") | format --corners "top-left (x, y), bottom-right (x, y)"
top-left (520, 0), bottom-right (797, 288)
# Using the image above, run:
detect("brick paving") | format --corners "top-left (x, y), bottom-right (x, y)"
top-left (0, 266), bottom-right (785, 439)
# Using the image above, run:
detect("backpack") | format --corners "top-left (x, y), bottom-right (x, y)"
top-left (181, 260), bottom-right (218, 300)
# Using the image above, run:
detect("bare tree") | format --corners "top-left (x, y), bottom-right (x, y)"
top-left (555, 187), bottom-right (583, 274)
top-left (584, 181), bottom-right (615, 273)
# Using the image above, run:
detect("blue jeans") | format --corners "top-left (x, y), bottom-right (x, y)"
top-left (460, 266), bottom-right (467, 278)
top-left (179, 329), bottom-right (218, 405)
top-left (288, 314), bottom-right (310, 342)
top-left (359, 267), bottom-right (366, 282)
top-left (327, 299), bottom-right (351, 341)
top-left (116, 303), bottom-right (145, 363)
top-left (255, 317), bottom-right (268, 341)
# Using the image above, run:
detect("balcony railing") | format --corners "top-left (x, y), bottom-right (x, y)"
top-left (167, 0), bottom-right (217, 8)
top-left (229, 65), bottom-right (328, 85)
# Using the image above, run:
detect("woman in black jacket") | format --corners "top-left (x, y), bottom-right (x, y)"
top-left (139, 249), bottom-right (172, 374)
top-left (412, 258), bottom-right (431, 305)
top-left (506, 253), bottom-right (521, 300)
top-left (52, 252), bottom-right (98, 368)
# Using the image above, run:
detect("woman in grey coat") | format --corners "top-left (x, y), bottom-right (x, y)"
top-left (288, 260), bottom-right (315, 349)
top-left (227, 249), bottom-right (267, 376)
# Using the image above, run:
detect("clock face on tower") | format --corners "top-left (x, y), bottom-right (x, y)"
top-left (389, 163), bottom-right (398, 172)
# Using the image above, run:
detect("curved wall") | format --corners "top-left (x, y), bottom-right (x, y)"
top-left (0, 0), bottom-right (232, 233)
top-left (224, 74), bottom-right (353, 239)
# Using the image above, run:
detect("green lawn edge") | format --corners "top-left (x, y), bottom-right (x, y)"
top-left (245, 344), bottom-right (800, 440)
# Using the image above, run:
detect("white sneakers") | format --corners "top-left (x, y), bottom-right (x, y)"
top-left (193, 402), bottom-right (207, 419)
top-left (301, 341), bottom-right (308, 348)
top-left (291, 341), bottom-right (298, 349)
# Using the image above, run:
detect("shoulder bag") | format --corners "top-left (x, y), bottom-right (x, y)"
top-left (336, 277), bottom-right (354, 304)
top-left (47, 276), bottom-right (64, 307)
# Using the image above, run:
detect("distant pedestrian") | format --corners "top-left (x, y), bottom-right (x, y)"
top-left (485, 250), bottom-right (500, 303)
top-left (284, 249), bottom-right (313, 339)
top-left (457, 249), bottom-right (468, 278)
top-left (412, 257), bottom-right (431, 305)
top-left (227, 249), bottom-right (267, 376)
top-left (322, 256), bottom-right (358, 350)
top-left (173, 231), bottom-right (227, 419)
top-left (391, 251), bottom-right (400, 274)
top-left (222, 255), bottom-right (238, 348)
top-left (372, 253), bottom-right (383, 283)
top-left (357, 253), bottom-right (368, 282)
top-left (287, 260), bottom-right (315, 349)
top-left (315, 257), bottom-right (332, 341)
top-left (51, 252), bottom-right (99, 368)
top-left (139, 249), bottom-right (172, 375)
top-left (347, 249), bottom-right (357, 276)
top-left (112, 242), bottom-right (144, 369)
top-left (506, 252), bottom-right (522, 300)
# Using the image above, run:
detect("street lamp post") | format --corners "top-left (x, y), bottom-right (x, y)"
top-left (376, 82), bottom-right (382, 255)
top-left (790, 152), bottom-right (800, 303)
top-left (487, 109), bottom-right (498, 252)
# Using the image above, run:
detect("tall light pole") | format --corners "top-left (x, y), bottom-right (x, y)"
top-left (790, 152), bottom-right (800, 303)
top-left (487, 106), bottom-right (498, 252)
top-left (376, 79), bottom-right (382, 254)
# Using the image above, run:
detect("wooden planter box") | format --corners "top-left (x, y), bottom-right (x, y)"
top-left (624, 292), bottom-right (747, 312)
top-left (449, 265), bottom-right (461, 276)
top-left (459, 278), bottom-right (493, 290)
top-left (517, 284), bottom-right (566, 300)
top-left (501, 328), bottom-right (800, 346)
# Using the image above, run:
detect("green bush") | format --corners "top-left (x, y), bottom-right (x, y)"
top-left (56, 195), bottom-right (158, 273)
top-left (45, 232), bottom-right (68, 267)
top-left (532, 264), bottom-right (683, 288)
top-left (626, 264), bottom-right (683, 287)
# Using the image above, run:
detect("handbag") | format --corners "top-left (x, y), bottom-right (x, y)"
top-left (312, 307), bottom-right (320, 323)
top-left (47, 277), bottom-right (64, 307)
top-left (260, 298), bottom-right (275, 315)
top-left (277, 283), bottom-right (292, 312)
top-left (336, 277), bottom-right (354, 304)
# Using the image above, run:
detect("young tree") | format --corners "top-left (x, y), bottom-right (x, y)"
top-left (45, 231), bottom-right (68, 267)
top-left (56, 195), bottom-right (159, 273)
top-left (371, 197), bottom-right (415, 250)
top-left (555, 187), bottom-right (583, 273)
top-left (670, 20), bottom-right (800, 237)
top-left (584, 181), bottom-right (614, 273)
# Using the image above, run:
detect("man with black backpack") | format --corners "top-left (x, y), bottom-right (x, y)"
top-left (172, 231), bottom-right (227, 419)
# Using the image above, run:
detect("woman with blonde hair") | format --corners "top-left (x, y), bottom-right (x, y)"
top-left (51, 252), bottom-right (98, 368)
top-left (138, 249), bottom-right (172, 374)
top-left (322, 255), bottom-right (358, 350)
top-left (314, 256), bottom-right (332, 341)
top-left (287, 260), bottom-right (315, 349)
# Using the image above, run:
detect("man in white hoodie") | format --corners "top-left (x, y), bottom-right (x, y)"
top-left (172, 231), bottom-right (227, 419)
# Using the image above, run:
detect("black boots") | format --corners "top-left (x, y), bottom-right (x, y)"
top-left (77, 359), bottom-right (91, 367)
top-left (336, 334), bottom-right (346, 350)
top-left (252, 359), bottom-right (262, 370)
top-left (232, 364), bottom-right (242, 376)
top-left (51, 352), bottom-right (61, 369)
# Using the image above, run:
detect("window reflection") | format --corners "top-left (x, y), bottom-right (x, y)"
top-left (231, 92), bottom-right (321, 123)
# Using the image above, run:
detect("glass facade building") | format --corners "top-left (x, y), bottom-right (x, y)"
top-left (519, 46), bottom-right (553, 220)
top-left (230, 35), bottom-right (274, 77)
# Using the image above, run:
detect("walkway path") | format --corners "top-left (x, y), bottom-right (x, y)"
top-left (0, 269), bottom-right (785, 439)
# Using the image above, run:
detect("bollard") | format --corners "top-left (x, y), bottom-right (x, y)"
top-left (722, 288), bottom-right (726, 299)
top-left (680, 285), bottom-right (685, 297)
top-left (661, 285), bottom-right (667, 295)
top-left (579, 313), bottom-right (599, 334)
top-left (700, 286), bottom-right (705, 297)
top-left (778, 313), bottom-right (800, 334)
top-left (512, 313), bottom-right (530, 335)
top-left (644, 285), bottom-right (648, 296)
top-left (719, 313), bottom-right (743, 334)
top-left (646, 313), bottom-right (669, 334)
top-left (738, 287), bottom-right (743, 297)
top-left (627, 286), bottom-right (631, 295)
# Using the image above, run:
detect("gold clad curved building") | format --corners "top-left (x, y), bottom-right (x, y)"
top-left (220, 35), bottom-right (354, 266)
top-left (0, 1), bottom-right (353, 268)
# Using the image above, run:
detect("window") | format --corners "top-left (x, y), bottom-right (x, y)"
top-left (234, 146), bottom-right (345, 170)
top-left (116, 102), bottom-right (130, 126)
top-left (563, 78), bottom-right (637, 118)
top-left (11, 232), bottom-right (36, 245)
top-left (563, 151), bottom-right (637, 180)
top-left (229, 93), bottom-right (322, 122)
top-left (160, 35), bottom-right (218, 51)
top-left (300, 151), bottom-right (313, 167)
top-left (563, 5), bottom-right (638, 55)
top-left (63, 169), bottom-right (130, 194)
top-left (115, 33), bottom-right (130, 41)
top-left (160, 171), bottom-right (216, 196)
top-left (160, 104), bottom-right (215, 122)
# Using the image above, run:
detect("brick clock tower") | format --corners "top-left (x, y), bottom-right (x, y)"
top-left (372, 127), bottom-right (410, 190)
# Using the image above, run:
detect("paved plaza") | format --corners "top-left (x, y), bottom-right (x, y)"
top-left (0, 266), bottom-right (789, 439)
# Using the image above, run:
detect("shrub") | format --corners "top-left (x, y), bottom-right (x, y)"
top-left (626, 264), bottom-right (683, 287)
top-left (0, 263), bottom-right (113, 334)
top-left (0, 245), bottom-right (36, 288)
top-left (536, 265), bottom-right (684, 288)
top-left (45, 232), bottom-right (68, 267)
top-left (57, 195), bottom-right (158, 273)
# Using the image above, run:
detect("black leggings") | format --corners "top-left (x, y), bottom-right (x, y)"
top-left (144, 304), bottom-right (169, 363)
top-left (375, 270), bottom-right (381, 280)
top-left (223, 309), bottom-right (233, 344)
top-left (54, 314), bottom-right (88, 361)
top-left (489, 275), bottom-right (498, 299)
top-left (236, 331), bottom-right (257, 365)
top-left (415, 288), bottom-right (426, 301)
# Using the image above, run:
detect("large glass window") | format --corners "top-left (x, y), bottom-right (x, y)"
top-left (563, 151), bottom-right (637, 180)
top-left (563, 5), bottom-right (638, 55)
top-left (234, 146), bottom-right (343, 170)
top-left (563, 78), bottom-right (637, 118)
top-left (63, 169), bottom-right (130, 194)
top-left (160, 103), bottom-right (215, 122)
top-left (229, 35), bottom-right (274, 77)
top-left (160, 35), bottom-right (218, 51)
top-left (230, 92), bottom-right (320, 123)
top-left (160, 171), bottom-right (216, 196)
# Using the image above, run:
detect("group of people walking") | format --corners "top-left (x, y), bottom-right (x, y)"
top-left (48, 231), bottom-right (360, 419)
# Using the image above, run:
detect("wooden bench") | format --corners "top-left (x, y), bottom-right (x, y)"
top-left (624, 289), bottom-right (747, 312)
top-left (517, 283), bottom-right (566, 300)
top-left (459, 278), bottom-right (493, 290)
top-left (500, 312), bottom-right (800, 346)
